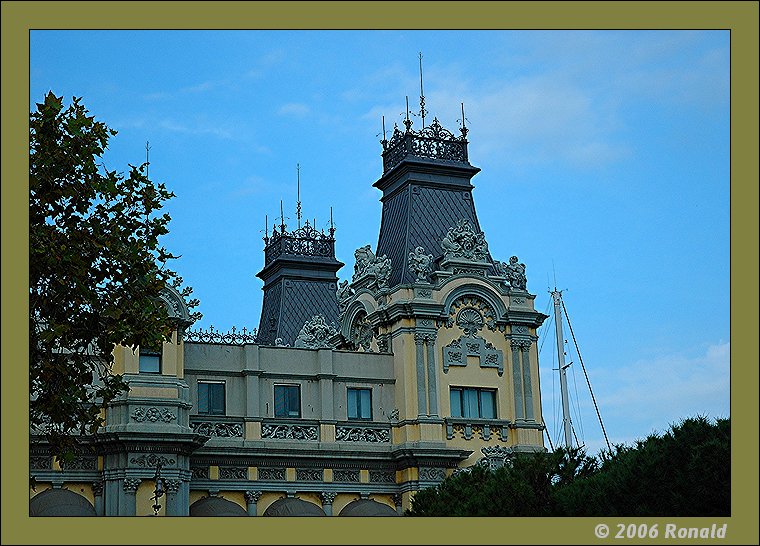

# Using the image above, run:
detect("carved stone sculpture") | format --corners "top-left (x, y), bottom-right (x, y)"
top-left (408, 246), bottom-right (433, 281)
top-left (336, 280), bottom-right (355, 313)
top-left (441, 219), bottom-right (489, 262)
top-left (505, 255), bottom-right (527, 290)
top-left (352, 245), bottom-right (392, 290)
top-left (294, 315), bottom-right (337, 349)
top-left (353, 245), bottom-right (375, 280)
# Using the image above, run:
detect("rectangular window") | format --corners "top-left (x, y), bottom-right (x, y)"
top-left (198, 381), bottom-right (225, 415)
top-left (347, 388), bottom-right (372, 420)
top-left (450, 387), bottom-right (497, 419)
top-left (274, 385), bottom-right (301, 418)
top-left (139, 346), bottom-right (161, 374)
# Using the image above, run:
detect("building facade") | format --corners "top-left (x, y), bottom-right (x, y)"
top-left (30, 113), bottom-right (548, 516)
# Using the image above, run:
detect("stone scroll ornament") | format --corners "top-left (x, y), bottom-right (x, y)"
top-left (441, 219), bottom-right (489, 262)
top-left (352, 244), bottom-right (392, 290)
top-left (294, 315), bottom-right (338, 349)
top-left (408, 246), bottom-right (433, 281)
top-left (494, 256), bottom-right (528, 290)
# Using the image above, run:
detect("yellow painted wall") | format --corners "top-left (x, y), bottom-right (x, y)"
top-left (218, 490), bottom-right (246, 510)
top-left (136, 480), bottom-right (166, 517)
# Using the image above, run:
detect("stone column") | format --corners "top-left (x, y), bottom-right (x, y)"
top-left (165, 479), bottom-right (185, 516)
top-left (244, 490), bottom-right (262, 516)
top-left (320, 491), bottom-right (337, 516)
top-left (414, 333), bottom-right (427, 417)
top-left (510, 340), bottom-right (524, 420)
top-left (425, 333), bottom-right (438, 416)
top-left (92, 481), bottom-right (104, 516)
top-left (520, 341), bottom-right (534, 420)
top-left (120, 478), bottom-right (141, 516)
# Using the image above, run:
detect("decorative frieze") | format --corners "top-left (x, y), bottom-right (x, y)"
top-left (129, 454), bottom-right (176, 468)
top-left (30, 456), bottom-right (50, 470)
top-left (219, 467), bottom-right (247, 480)
top-left (131, 406), bottom-right (176, 423)
top-left (261, 423), bottom-right (319, 441)
top-left (60, 456), bottom-right (97, 471)
top-left (369, 470), bottom-right (396, 484)
top-left (335, 426), bottom-right (390, 443)
top-left (191, 466), bottom-right (209, 480)
top-left (296, 468), bottom-right (324, 482)
top-left (332, 469), bottom-right (360, 483)
top-left (191, 421), bottom-right (244, 438)
top-left (257, 467), bottom-right (286, 481)
top-left (446, 421), bottom-right (509, 442)
top-left (418, 467), bottom-right (446, 482)
top-left (415, 288), bottom-right (433, 299)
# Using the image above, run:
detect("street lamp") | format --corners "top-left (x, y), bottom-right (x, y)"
top-left (151, 462), bottom-right (167, 516)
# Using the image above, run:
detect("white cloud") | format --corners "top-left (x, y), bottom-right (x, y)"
top-left (540, 341), bottom-right (730, 457)
top-left (157, 119), bottom-right (233, 139)
top-left (278, 102), bottom-right (310, 117)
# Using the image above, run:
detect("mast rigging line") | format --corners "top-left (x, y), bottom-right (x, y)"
top-left (560, 299), bottom-right (612, 452)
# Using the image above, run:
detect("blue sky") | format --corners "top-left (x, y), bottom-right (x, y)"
top-left (30, 30), bottom-right (730, 456)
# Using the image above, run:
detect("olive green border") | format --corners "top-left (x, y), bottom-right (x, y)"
top-left (2, 2), bottom-right (757, 544)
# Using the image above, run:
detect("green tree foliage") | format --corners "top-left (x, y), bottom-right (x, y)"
top-left (553, 416), bottom-right (730, 516)
top-left (407, 416), bottom-right (729, 516)
top-left (29, 92), bottom-right (200, 462)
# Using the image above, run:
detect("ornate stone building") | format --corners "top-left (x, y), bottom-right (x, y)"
top-left (29, 110), bottom-right (548, 517)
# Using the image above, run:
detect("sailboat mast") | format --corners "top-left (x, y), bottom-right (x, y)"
top-left (552, 289), bottom-right (573, 448)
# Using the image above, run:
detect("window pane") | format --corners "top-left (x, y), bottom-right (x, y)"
top-left (287, 386), bottom-right (300, 417)
top-left (210, 384), bottom-right (225, 415)
top-left (479, 390), bottom-right (496, 419)
top-left (139, 354), bottom-right (160, 373)
top-left (347, 389), bottom-right (358, 419)
top-left (274, 386), bottom-right (286, 417)
top-left (450, 389), bottom-right (462, 417)
top-left (359, 389), bottom-right (371, 419)
top-left (464, 389), bottom-right (479, 418)
top-left (198, 383), bottom-right (209, 414)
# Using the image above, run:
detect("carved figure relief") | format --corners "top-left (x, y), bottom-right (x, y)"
top-left (441, 219), bottom-right (489, 262)
top-left (336, 280), bottom-right (355, 314)
top-left (495, 255), bottom-right (528, 290)
top-left (349, 311), bottom-right (374, 352)
top-left (408, 246), bottom-right (433, 281)
top-left (352, 245), bottom-right (392, 290)
top-left (294, 315), bottom-right (337, 349)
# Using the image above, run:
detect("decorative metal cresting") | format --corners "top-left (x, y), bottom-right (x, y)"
top-left (264, 221), bottom-right (336, 266)
top-left (183, 325), bottom-right (257, 345)
top-left (381, 116), bottom-right (469, 173)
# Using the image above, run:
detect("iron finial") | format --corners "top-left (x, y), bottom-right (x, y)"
top-left (296, 163), bottom-right (302, 229)
top-left (404, 96), bottom-right (413, 132)
top-left (419, 52), bottom-right (427, 129)
top-left (381, 115), bottom-right (387, 149)
top-left (460, 102), bottom-right (468, 138)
